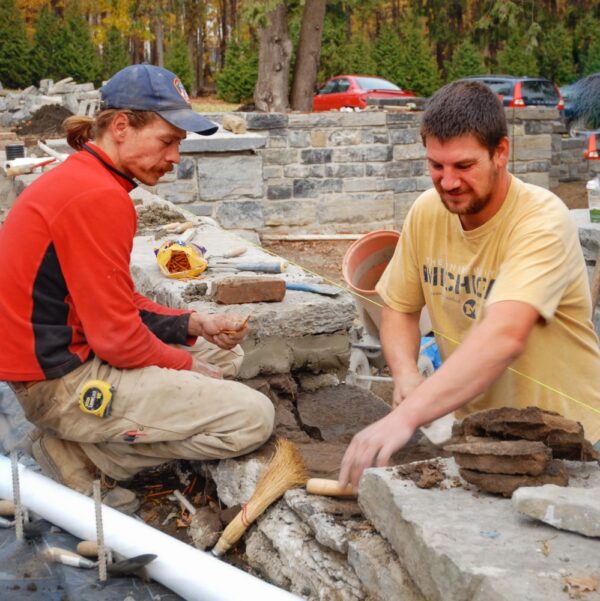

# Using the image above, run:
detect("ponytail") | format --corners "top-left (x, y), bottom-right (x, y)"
top-left (63, 109), bottom-right (159, 151)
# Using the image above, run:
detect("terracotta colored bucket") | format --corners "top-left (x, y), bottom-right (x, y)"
top-left (342, 229), bottom-right (431, 337)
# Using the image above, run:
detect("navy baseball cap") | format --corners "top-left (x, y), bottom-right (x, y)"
top-left (100, 64), bottom-right (218, 136)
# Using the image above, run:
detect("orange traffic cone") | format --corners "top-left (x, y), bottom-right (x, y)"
top-left (584, 134), bottom-right (600, 160)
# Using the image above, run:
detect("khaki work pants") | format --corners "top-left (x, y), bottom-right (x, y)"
top-left (15, 339), bottom-right (274, 480)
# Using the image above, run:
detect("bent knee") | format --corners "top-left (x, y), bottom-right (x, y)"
top-left (233, 391), bottom-right (274, 454)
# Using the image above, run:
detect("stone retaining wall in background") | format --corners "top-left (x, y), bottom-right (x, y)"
top-left (142, 108), bottom-right (599, 234)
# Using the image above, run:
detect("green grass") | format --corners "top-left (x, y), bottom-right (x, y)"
top-left (192, 96), bottom-right (241, 113)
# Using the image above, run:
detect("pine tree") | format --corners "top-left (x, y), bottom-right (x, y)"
top-left (0, 0), bottom-right (32, 88)
top-left (53, 3), bottom-right (101, 85)
top-left (30, 6), bottom-right (60, 84)
top-left (317, 14), bottom-right (347, 82)
top-left (102, 27), bottom-right (129, 82)
top-left (216, 40), bottom-right (259, 103)
top-left (397, 16), bottom-right (441, 97)
top-left (581, 35), bottom-right (600, 77)
top-left (372, 25), bottom-right (403, 84)
top-left (446, 40), bottom-right (486, 83)
top-left (165, 32), bottom-right (193, 92)
top-left (497, 33), bottom-right (539, 77)
top-left (343, 37), bottom-right (376, 77)
top-left (538, 24), bottom-right (576, 85)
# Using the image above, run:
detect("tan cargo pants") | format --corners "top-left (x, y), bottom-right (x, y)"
top-left (15, 339), bottom-right (274, 480)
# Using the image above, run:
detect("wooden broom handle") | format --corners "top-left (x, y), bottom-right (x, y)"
top-left (306, 478), bottom-right (357, 497)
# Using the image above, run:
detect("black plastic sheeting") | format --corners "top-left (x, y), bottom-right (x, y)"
top-left (0, 524), bottom-right (183, 601)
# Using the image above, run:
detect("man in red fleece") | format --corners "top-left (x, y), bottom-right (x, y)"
top-left (0, 65), bottom-right (274, 513)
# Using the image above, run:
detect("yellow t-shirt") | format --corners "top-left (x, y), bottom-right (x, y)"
top-left (376, 176), bottom-right (600, 442)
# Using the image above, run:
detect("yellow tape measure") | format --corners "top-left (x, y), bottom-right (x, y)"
top-left (78, 380), bottom-right (114, 417)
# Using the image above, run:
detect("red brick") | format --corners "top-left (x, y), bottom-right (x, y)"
top-left (212, 277), bottom-right (286, 304)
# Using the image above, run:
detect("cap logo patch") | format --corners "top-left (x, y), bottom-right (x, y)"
top-left (173, 77), bottom-right (191, 106)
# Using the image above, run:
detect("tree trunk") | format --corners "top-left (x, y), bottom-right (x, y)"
top-left (155, 18), bottom-right (164, 67)
top-left (290, 0), bottom-right (327, 112)
top-left (254, 3), bottom-right (292, 113)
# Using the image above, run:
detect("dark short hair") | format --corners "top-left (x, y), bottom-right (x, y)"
top-left (420, 80), bottom-right (508, 155)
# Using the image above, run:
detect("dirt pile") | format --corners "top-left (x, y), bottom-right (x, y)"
top-left (15, 105), bottom-right (73, 137)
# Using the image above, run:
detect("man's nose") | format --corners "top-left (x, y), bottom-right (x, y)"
top-left (440, 169), bottom-right (460, 190)
top-left (166, 145), bottom-right (181, 164)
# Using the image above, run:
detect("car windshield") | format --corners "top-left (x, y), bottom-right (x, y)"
top-left (480, 80), bottom-right (513, 96)
top-left (355, 77), bottom-right (400, 91)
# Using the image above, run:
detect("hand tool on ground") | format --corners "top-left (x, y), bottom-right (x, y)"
top-left (212, 439), bottom-right (307, 556)
top-left (5, 157), bottom-right (56, 176)
top-left (43, 545), bottom-right (157, 575)
top-left (285, 282), bottom-right (340, 296)
top-left (204, 245), bottom-right (247, 261)
top-left (209, 260), bottom-right (288, 274)
top-left (305, 478), bottom-right (357, 497)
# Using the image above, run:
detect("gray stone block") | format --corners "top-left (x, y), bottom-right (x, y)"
top-left (393, 143), bottom-right (425, 161)
top-left (197, 155), bottom-right (263, 200)
top-left (263, 199), bottom-right (317, 226)
top-left (215, 199), bottom-right (264, 229)
top-left (328, 129), bottom-right (362, 146)
top-left (283, 164), bottom-right (325, 178)
top-left (262, 165), bottom-right (283, 179)
top-left (360, 459), bottom-right (600, 601)
top-left (384, 161), bottom-right (415, 179)
top-left (185, 203), bottom-right (214, 217)
top-left (365, 163), bottom-right (387, 177)
top-left (246, 113), bottom-right (288, 129)
top-left (300, 149), bottom-right (333, 164)
top-left (386, 112), bottom-right (421, 125)
top-left (288, 129), bottom-right (310, 147)
top-left (333, 145), bottom-right (393, 163)
top-left (524, 121), bottom-right (555, 134)
top-left (360, 128), bottom-right (390, 145)
top-left (260, 148), bottom-right (299, 166)
top-left (390, 128), bottom-right (420, 144)
top-left (293, 178), bottom-right (342, 197)
top-left (513, 484), bottom-right (600, 537)
top-left (181, 132), bottom-right (267, 153)
top-left (325, 164), bottom-right (365, 178)
top-left (267, 183), bottom-right (293, 200)
top-left (318, 194), bottom-right (394, 224)
top-left (388, 178), bottom-right (417, 193)
top-left (343, 178), bottom-right (384, 193)
top-left (176, 158), bottom-right (195, 180)
top-left (266, 135), bottom-right (289, 149)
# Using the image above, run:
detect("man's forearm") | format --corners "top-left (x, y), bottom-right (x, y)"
top-left (379, 306), bottom-right (422, 378)
top-left (394, 300), bottom-right (539, 428)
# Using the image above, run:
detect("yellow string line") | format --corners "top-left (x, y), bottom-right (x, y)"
top-left (222, 232), bottom-right (600, 418)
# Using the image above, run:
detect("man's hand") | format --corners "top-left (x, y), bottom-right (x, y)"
top-left (338, 408), bottom-right (418, 489)
top-left (392, 371), bottom-right (425, 408)
top-left (188, 312), bottom-right (249, 350)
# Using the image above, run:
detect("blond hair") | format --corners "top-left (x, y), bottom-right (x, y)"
top-left (63, 109), bottom-right (159, 150)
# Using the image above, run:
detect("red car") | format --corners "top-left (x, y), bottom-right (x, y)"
top-left (312, 75), bottom-right (416, 112)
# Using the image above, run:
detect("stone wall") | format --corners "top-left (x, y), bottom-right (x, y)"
top-left (141, 107), bottom-right (595, 234)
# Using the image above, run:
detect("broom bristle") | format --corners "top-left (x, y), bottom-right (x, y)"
top-left (212, 439), bottom-right (308, 556)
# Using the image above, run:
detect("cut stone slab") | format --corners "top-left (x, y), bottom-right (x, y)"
top-left (445, 439), bottom-right (552, 476)
top-left (129, 189), bottom-right (356, 378)
top-left (360, 458), bottom-right (600, 601)
top-left (455, 406), bottom-right (598, 461)
top-left (459, 458), bottom-right (569, 497)
top-left (513, 484), bottom-right (600, 538)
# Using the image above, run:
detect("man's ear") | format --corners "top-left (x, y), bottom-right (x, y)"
top-left (495, 136), bottom-right (510, 168)
top-left (109, 112), bottom-right (130, 140)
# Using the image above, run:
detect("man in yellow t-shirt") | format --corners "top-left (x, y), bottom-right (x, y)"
top-left (339, 80), bottom-right (600, 488)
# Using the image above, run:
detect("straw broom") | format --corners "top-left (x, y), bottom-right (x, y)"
top-left (212, 439), bottom-right (307, 556)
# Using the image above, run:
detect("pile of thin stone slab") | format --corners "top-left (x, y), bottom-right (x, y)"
top-left (445, 407), bottom-right (599, 497)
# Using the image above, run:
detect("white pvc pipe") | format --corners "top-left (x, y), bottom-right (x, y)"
top-left (0, 455), bottom-right (301, 601)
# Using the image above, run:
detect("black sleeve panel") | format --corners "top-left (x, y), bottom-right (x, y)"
top-left (139, 310), bottom-right (191, 345)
